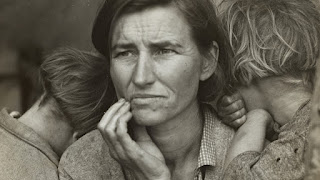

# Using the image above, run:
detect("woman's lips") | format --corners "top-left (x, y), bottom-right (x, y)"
top-left (130, 94), bottom-right (165, 105)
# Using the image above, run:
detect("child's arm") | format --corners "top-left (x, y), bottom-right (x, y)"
top-left (224, 109), bottom-right (273, 171)
top-left (220, 93), bottom-right (309, 180)
top-left (217, 92), bottom-right (276, 140)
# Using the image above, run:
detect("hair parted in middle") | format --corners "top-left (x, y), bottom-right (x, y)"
top-left (221, 0), bottom-right (320, 87)
top-left (92, 0), bottom-right (232, 102)
top-left (39, 47), bottom-right (116, 138)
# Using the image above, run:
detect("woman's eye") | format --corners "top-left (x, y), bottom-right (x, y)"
top-left (115, 51), bottom-right (133, 58)
top-left (157, 49), bottom-right (176, 55)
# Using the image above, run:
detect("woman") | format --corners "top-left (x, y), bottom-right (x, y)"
top-left (57, 0), bottom-right (242, 179)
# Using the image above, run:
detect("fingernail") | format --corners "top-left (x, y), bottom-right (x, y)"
top-left (119, 98), bottom-right (125, 102)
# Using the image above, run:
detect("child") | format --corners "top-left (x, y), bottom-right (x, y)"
top-left (218, 0), bottom-right (320, 179)
top-left (0, 48), bottom-right (115, 179)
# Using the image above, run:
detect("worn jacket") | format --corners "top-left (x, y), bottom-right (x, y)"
top-left (0, 108), bottom-right (59, 180)
top-left (223, 100), bottom-right (311, 180)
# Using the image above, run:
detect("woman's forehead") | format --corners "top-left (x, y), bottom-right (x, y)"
top-left (111, 5), bottom-right (193, 46)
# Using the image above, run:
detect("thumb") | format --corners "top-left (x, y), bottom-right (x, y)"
top-left (130, 122), bottom-right (151, 142)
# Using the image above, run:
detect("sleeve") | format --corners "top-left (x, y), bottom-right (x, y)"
top-left (223, 151), bottom-right (261, 180)
top-left (57, 130), bottom-right (127, 180)
top-left (223, 103), bottom-right (311, 180)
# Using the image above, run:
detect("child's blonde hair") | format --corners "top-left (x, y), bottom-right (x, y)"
top-left (221, 0), bottom-right (320, 87)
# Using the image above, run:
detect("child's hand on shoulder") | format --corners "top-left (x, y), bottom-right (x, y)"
top-left (217, 91), bottom-right (247, 129)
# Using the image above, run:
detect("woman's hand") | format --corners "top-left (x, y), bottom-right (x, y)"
top-left (217, 92), bottom-right (247, 128)
top-left (97, 99), bottom-right (170, 180)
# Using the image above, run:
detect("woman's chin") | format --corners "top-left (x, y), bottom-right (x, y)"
top-left (132, 109), bottom-right (167, 127)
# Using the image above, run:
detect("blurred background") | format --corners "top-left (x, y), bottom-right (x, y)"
top-left (0, 0), bottom-right (104, 112)
top-left (0, 0), bottom-right (319, 113)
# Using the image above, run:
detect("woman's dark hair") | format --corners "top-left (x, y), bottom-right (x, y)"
top-left (92, 0), bottom-right (231, 101)
top-left (39, 47), bottom-right (116, 137)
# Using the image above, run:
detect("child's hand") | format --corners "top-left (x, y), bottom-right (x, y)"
top-left (217, 92), bottom-right (247, 128)
top-left (224, 109), bottom-right (273, 170)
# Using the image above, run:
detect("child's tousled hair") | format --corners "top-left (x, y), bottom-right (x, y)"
top-left (39, 48), bottom-right (116, 137)
top-left (221, 0), bottom-right (320, 88)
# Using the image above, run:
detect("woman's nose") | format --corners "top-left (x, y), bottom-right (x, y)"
top-left (132, 53), bottom-right (156, 87)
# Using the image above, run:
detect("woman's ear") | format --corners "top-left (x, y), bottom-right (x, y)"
top-left (200, 41), bottom-right (219, 81)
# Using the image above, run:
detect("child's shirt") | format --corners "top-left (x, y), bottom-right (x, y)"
top-left (223, 100), bottom-right (311, 180)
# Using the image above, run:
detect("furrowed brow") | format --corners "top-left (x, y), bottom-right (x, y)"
top-left (150, 41), bottom-right (183, 49)
top-left (112, 43), bottom-right (136, 51)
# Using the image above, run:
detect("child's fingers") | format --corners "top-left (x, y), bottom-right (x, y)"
top-left (218, 92), bottom-right (242, 107)
top-left (222, 108), bottom-right (246, 123)
top-left (217, 95), bottom-right (233, 107)
top-left (219, 99), bottom-right (245, 116)
top-left (228, 115), bottom-right (247, 129)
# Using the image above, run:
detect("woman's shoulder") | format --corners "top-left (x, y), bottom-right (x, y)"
top-left (202, 103), bottom-right (235, 148)
top-left (59, 130), bottom-right (108, 163)
top-left (202, 103), bottom-right (235, 134)
top-left (58, 130), bottom-right (126, 180)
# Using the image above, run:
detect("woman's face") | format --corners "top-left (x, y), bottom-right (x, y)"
top-left (110, 5), bottom-right (213, 126)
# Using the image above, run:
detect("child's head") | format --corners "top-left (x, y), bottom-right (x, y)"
top-left (221, 0), bottom-right (320, 88)
top-left (39, 48), bottom-right (116, 138)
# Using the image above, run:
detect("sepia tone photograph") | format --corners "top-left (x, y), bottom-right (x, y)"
top-left (0, 0), bottom-right (320, 179)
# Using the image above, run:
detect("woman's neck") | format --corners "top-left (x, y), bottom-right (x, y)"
top-left (146, 100), bottom-right (203, 169)
top-left (239, 76), bottom-right (311, 126)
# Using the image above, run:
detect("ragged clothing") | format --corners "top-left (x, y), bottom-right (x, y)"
top-left (223, 100), bottom-right (311, 180)
top-left (0, 108), bottom-right (59, 180)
